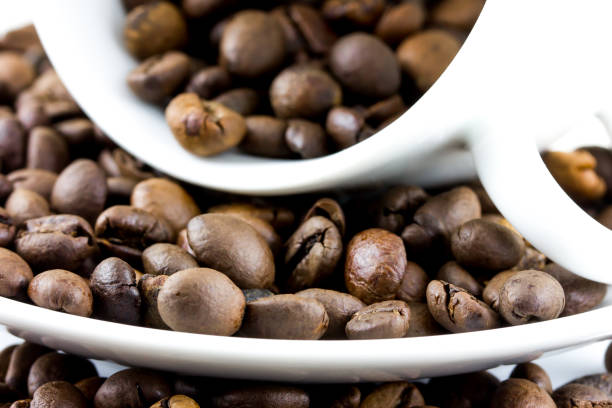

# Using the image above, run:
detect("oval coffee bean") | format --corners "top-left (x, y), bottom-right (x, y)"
top-left (322, 0), bottom-right (385, 26)
top-left (0, 52), bottom-right (35, 101)
top-left (436, 261), bottom-right (482, 297)
top-left (0, 248), bottom-right (32, 299)
top-left (187, 214), bottom-right (275, 289)
top-left (345, 228), bottom-right (407, 304)
top-left (426, 280), bottom-right (500, 333)
top-left (499, 270), bottom-right (565, 325)
top-left (212, 384), bottom-right (309, 408)
top-left (325, 106), bottom-right (365, 150)
top-left (396, 261), bottom-right (428, 302)
top-left (544, 262), bottom-right (607, 316)
top-left (5, 342), bottom-right (51, 394)
top-left (127, 51), bottom-right (191, 104)
top-left (142, 243), bottom-right (198, 276)
top-left (303, 197), bottom-right (346, 236)
top-left (7, 169), bottom-right (57, 200)
top-left (296, 288), bottom-right (365, 338)
top-left (213, 88), bottom-right (259, 116)
top-left (26, 126), bottom-right (69, 173)
top-left (27, 352), bottom-right (97, 396)
top-left (75, 377), bottom-right (106, 402)
top-left (207, 203), bottom-right (294, 230)
top-left (346, 300), bottom-right (410, 340)
top-left (94, 368), bottom-right (171, 408)
top-left (490, 378), bottom-right (555, 408)
top-left (360, 382), bottom-right (424, 408)
top-left (482, 270), bottom-right (518, 312)
top-left (510, 362), bottom-right (553, 394)
top-left (158, 268), bottom-right (245, 335)
top-left (568, 373), bottom-right (612, 396)
top-left (375, 2), bottom-right (425, 44)
top-left (0, 114), bottom-right (25, 172)
top-left (552, 383), bottom-right (609, 408)
top-left (240, 116), bottom-right (291, 158)
top-left (373, 185), bottom-right (428, 234)
top-left (186, 66), bottom-right (232, 100)
top-left (31, 381), bottom-right (87, 408)
top-left (240, 294), bottom-right (328, 339)
top-left (28, 270), bottom-right (93, 317)
top-left (431, 0), bottom-right (485, 31)
top-left (285, 119), bottom-right (328, 159)
top-left (5, 189), bottom-right (51, 225)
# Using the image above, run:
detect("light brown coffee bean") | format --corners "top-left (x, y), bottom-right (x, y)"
top-left (28, 269), bottom-right (93, 317)
top-left (296, 288), bottom-right (365, 338)
top-left (0, 248), bottom-right (32, 299)
top-left (5, 189), bottom-right (50, 225)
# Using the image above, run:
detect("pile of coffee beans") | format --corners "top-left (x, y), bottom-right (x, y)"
top-left (122, 0), bottom-right (484, 158)
top-left (0, 339), bottom-right (612, 407)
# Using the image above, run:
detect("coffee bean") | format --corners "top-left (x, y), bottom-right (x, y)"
top-left (287, 4), bottom-right (336, 54)
top-left (567, 373), bottom-right (612, 396)
top-left (220, 10), bottom-right (286, 77)
top-left (396, 261), bottom-right (429, 302)
top-left (285, 119), bottom-right (328, 159)
top-left (211, 384), bottom-right (309, 408)
top-left (106, 177), bottom-right (138, 205)
top-left (26, 126), bottom-right (68, 173)
top-left (544, 150), bottom-right (607, 201)
top-left (397, 29), bottom-right (461, 92)
top-left (100, 149), bottom-right (155, 182)
top-left (304, 198), bottom-right (346, 236)
top-left (0, 114), bottom-right (25, 172)
top-left (222, 213), bottom-right (282, 256)
top-left (158, 268), bottom-right (245, 335)
top-left (165, 93), bottom-right (247, 157)
top-left (346, 300), bottom-right (410, 339)
top-left (296, 288), bottom-right (365, 338)
top-left (182, 0), bottom-right (230, 19)
top-left (5, 342), bottom-right (51, 394)
top-left (176, 229), bottom-right (196, 257)
top-left (30, 381), bottom-right (87, 408)
top-left (482, 270), bottom-right (518, 311)
top-left (7, 169), bottom-right (56, 200)
top-left (510, 362), bottom-right (553, 394)
top-left (490, 378), bottom-right (555, 408)
top-left (513, 247), bottom-right (547, 272)
top-left (432, 0), bottom-right (485, 31)
top-left (28, 270), bottom-right (93, 317)
top-left (186, 66), bottom-right (231, 100)
top-left (5, 189), bottom-right (50, 225)
top-left (241, 116), bottom-right (291, 158)
top-left (0, 208), bottom-right (15, 247)
top-left (330, 33), bottom-right (400, 99)
top-left (141, 243), bottom-right (197, 276)
top-left (151, 395), bottom-right (200, 408)
top-left (123, 2), bottom-right (187, 60)
top-left (365, 94), bottom-right (406, 126)
top-left (361, 382), bottom-right (424, 408)
top-left (325, 107), bottom-right (365, 150)
top-left (405, 301), bottom-right (446, 337)
top-left (90, 257), bottom-right (141, 325)
top-left (54, 118), bottom-right (95, 146)
top-left (373, 186), bottom-right (429, 234)
top-left (436, 261), bottom-right (482, 297)
top-left (15, 215), bottom-right (96, 271)
top-left (584, 146), bottom-right (612, 200)
top-left (426, 371), bottom-right (500, 408)
top-left (243, 288), bottom-right (275, 304)
top-left (212, 88), bottom-right (259, 116)
top-left (0, 248), bottom-right (32, 299)
top-left (270, 65), bottom-right (342, 119)
top-left (128, 51), bottom-right (191, 104)
top-left (553, 383), bottom-right (610, 408)
top-left (0, 174), bottom-right (12, 202)
top-left (240, 294), bottom-right (328, 339)
top-left (544, 263), bottom-right (607, 317)
top-left (322, 0), bottom-right (385, 26)
top-left (499, 270), bottom-right (565, 325)
top-left (74, 377), bottom-right (105, 402)
top-left (187, 214), bottom-right (275, 289)
top-left (27, 352), bottom-right (97, 396)
top-left (345, 228), bottom-right (406, 304)
top-left (207, 203), bottom-right (294, 230)
top-left (94, 368), bottom-right (171, 408)
top-left (0, 345), bottom-right (16, 382)
top-left (426, 280), bottom-right (500, 333)
top-left (8, 399), bottom-right (29, 408)
top-left (139, 274), bottom-right (169, 330)
top-left (375, 3), bottom-right (426, 45)
top-left (308, 385), bottom-right (360, 408)
top-left (0, 52), bottom-right (35, 102)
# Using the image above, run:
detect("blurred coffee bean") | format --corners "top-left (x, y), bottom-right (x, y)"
top-left (490, 378), bottom-right (555, 408)
top-left (5, 189), bottom-right (50, 225)
top-left (26, 126), bottom-right (68, 173)
top-left (27, 352), bottom-right (97, 396)
top-left (128, 51), bottom-right (191, 104)
top-left (510, 362), bottom-right (553, 394)
top-left (94, 368), bottom-right (171, 408)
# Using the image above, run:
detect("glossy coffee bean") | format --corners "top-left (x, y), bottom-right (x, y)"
top-left (211, 384), bottom-right (309, 408)
top-left (426, 371), bottom-right (500, 408)
top-left (322, 0), bottom-right (385, 26)
top-left (186, 66), bottom-right (231, 100)
top-left (240, 294), bottom-right (328, 339)
top-left (483, 270), bottom-right (517, 311)
top-left (436, 261), bottom-right (482, 297)
top-left (361, 382), bottom-right (424, 408)
top-left (7, 169), bottom-right (56, 200)
top-left (94, 368), bottom-right (171, 408)
top-left (406, 302), bottom-right (446, 337)
top-left (490, 378), bottom-right (555, 408)
top-left (345, 228), bottom-right (407, 304)
top-left (427, 280), bottom-right (500, 333)
top-left (128, 51), bottom-right (191, 103)
top-left (544, 263), bottom-right (607, 317)
top-left (187, 214), bottom-right (275, 289)
top-left (346, 300), bottom-right (410, 340)
top-left (213, 88), bottom-right (259, 116)
top-left (296, 288), bottom-right (365, 338)
top-left (27, 352), bottom-right (97, 396)
top-left (0, 114), bottom-right (25, 172)
top-left (285, 119), bottom-right (328, 159)
top-left (285, 4), bottom-right (336, 54)
top-left (396, 261), bottom-right (428, 302)
top-left (151, 395), bottom-right (200, 408)
top-left (74, 377), bottom-right (106, 402)
top-left (5, 342), bottom-right (51, 394)
top-left (28, 269), bottom-right (93, 317)
top-left (552, 383), bottom-right (609, 408)
top-left (240, 116), bottom-right (291, 158)
top-left (90, 257), bottom-right (141, 325)
top-left (0, 208), bottom-right (15, 247)
top-left (31, 381), bottom-right (87, 408)
top-left (510, 362), bottom-right (553, 394)
top-left (15, 215), bottom-right (96, 271)
top-left (139, 274), bottom-right (170, 329)
top-left (0, 248), bottom-right (32, 299)
top-left (366, 94), bottom-right (406, 125)
top-left (142, 243), bottom-right (197, 276)
top-left (375, 3), bottom-right (425, 45)
top-left (499, 270), bottom-right (565, 325)
top-left (5, 189), bottom-right (50, 225)
top-left (165, 93), bottom-right (247, 157)
top-left (544, 150), bottom-right (607, 201)
top-left (431, 0), bottom-right (486, 31)
top-left (158, 268), bottom-right (245, 335)
top-left (373, 185), bottom-right (428, 234)
top-left (325, 107), bottom-right (365, 150)
top-left (207, 203), bottom-right (294, 230)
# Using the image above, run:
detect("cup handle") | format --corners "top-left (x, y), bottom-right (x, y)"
top-left (469, 130), bottom-right (612, 284)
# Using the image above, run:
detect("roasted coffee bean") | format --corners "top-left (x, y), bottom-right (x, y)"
top-left (373, 185), bottom-right (428, 234)
top-left (270, 65), bottom-right (342, 119)
top-left (54, 118), bottom-right (95, 145)
top-left (0, 208), bottom-right (15, 247)
top-left (553, 383), bottom-right (610, 408)
top-left (131, 178), bottom-right (199, 238)
top-left (158, 268), bottom-right (245, 335)
top-left (26, 126), bottom-right (68, 173)
top-left (139, 274), bottom-right (169, 329)
top-left (5, 189), bottom-right (50, 225)
top-left (346, 300), bottom-right (410, 339)
top-left (220, 10), bottom-right (286, 78)
top-left (128, 51), bottom-right (191, 104)
top-left (490, 378), bottom-right (555, 408)
top-left (0, 114), bottom-right (25, 172)
top-left (176, 228), bottom-right (195, 257)
top-left (94, 368), bottom-right (171, 408)
top-left (0, 24), bottom-right (41, 52)
top-left (243, 288), bottom-right (275, 304)
top-left (426, 280), bottom-right (500, 333)
top-left (207, 203), bottom-right (294, 230)
top-left (5, 342), bottom-right (51, 394)
top-left (51, 159), bottom-right (107, 224)
top-left (212, 88), bottom-right (259, 117)
top-left (432, 0), bottom-right (486, 31)
top-left (123, 1), bottom-right (187, 60)
top-left (187, 214), bottom-right (275, 289)
top-left (482, 270), bottom-right (518, 311)
top-left (375, 3), bottom-right (426, 45)
top-left (99, 149), bottom-right (155, 181)
top-left (240, 294), bottom-right (328, 339)
top-left (142, 243), bottom-right (197, 276)
top-left (106, 177), bottom-right (138, 205)
top-left (222, 213), bottom-right (282, 256)
top-left (186, 66), bottom-right (231, 101)
top-left (7, 169), bottom-right (56, 200)
top-left (0, 175), bottom-right (12, 202)
top-left (426, 371), bottom-right (500, 408)
top-left (406, 301), bottom-right (446, 337)
top-left (182, 0), bottom-right (230, 19)
top-left (90, 257), bottom-right (141, 325)
top-left (567, 373), bottom-right (612, 396)
top-left (8, 399), bottom-right (29, 408)
top-left (27, 352), bottom-right (97, 396)
top-left (0, 248), bottom-right (32, 299)
top-left (510, 362), bottom-right (553, 394)
top-left (151, 395), bottom-right (200, 408)
top-left (240, 116), bottom-right (291, 158)
top-left (330, 33), bottom-right (400, 99)
top-left (325, 107), bottom-right (365, 150)
top-left (544, 263), bottom-right (607, 317)
top-left (322, 0), bottom-right (385, 26)
top-left (365, 94), bottom-right (406, 125)
top-left (74, 377), bottom-right (105, 402)
top-left (15, 215), bottom-right (96, 271)
top-left (287, 4), bottom-right (336, 54)
top-left (361, 382), bottom-right (424, 408)
top-left (544, 150), bottom-right (607, 201)
top-left (0, 52), bottom-right (35, 102)
top-left (584, 146), bottom-right (612, 200)
top-left (304, 197), bottom-right (346, 236)
top-left (165, 93), bottom-right (247, 157)
top-left (285, 119), bottom-right (328, 159)
top-left (211, 384), bottom-right (309, 408)
top-left (513, 247), bottom-right (547, 271)
top-left (436, 261), bottom-right (482, 297)
top-left (397, 29), bottom-right (461, 92)
top-left (0, 345), bottom-right (17, 382)
top-left (284, 216), bottom-right (342, 291)
top-left (28, 270), bottom-right (93, 317)
top-left (296, 288), bottom-right (365, 338)
top-left (396, 261), bottom-right (428, 303)
top-left (30, 381), bottom-right (87, 408)
top-left (345, 228), bottom-right (407, 304)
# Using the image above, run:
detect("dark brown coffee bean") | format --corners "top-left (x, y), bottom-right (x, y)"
top-left (544, 150), bottom-right (607, 201)
top-left (325, 107), bottom-right (365, 150)
top-left (131, 178), bottom-right (199, 239)
top-left (375, 3), bottom-right (426, 45)
top-left (74, 377), bottom-right (105, 402)
top-left (436, 261), bottom-right (481, 297)
top-left (8, 399), bottom-right (29, 408)
top-left (185, 66), bottom-right (231, 100)
top-left (5, 343), bottom-right (51, 394)
top-left (90, 257), bottom-right (141, 325)
top-left (30, 381), bottom-right (87, 408)
top-left (211, 384), bottom-right (309, 408)
top-left (187, 214), bottom-right (275, 289)
top-left (28, 270), bottom-right (93, 317)
top-left (0, 114), bottom-right (25, 172)
top-left (240, 116), bottom-right (291, 158)
top-left (220, 10), bottom-right (286, 77)
top-left (426, 371), bottom-right (500, 408)
top-left (296, 288), bottom-right (365, 338)
top-left (271, 6), bottom-right (307, 56)
top-left (270, 65), bottom-right (342, 119)
top-left (166, 93), bottom-right (246, 157)
top-left (405, 302), bottom-right (445, 337)
top-left (27, 352), bottom-right (97, 396)
top-left (544, 263), bottom-right (607, 316)
top-left (15, 215), bottom-right (96, 271)
top-left (7, 169), bottom-right (56, 200)
top-left (513, 247), bottom-right (547, 271)
top-left (106, 177), bottom-right (138, 205)
top-left (142, 243), bottom-right (197, 276)
top-left (365, 94), bottom-right (406, 126)
top-left (151, 395), bottom-right (200, 408)
top-left (567, 373), bottom-right (612, 396)
top-left (123, 2), bottom-right (187, 60)
top-left (94, 368), bottom-right (171, 408)
top-left (51, 159), bottom-right (107, 224)
top-left (345, 228), bottom-right (406, 304)
top-left (510, 362), bottom-right (553, 394)
top-left (427, 280), bottom-right (500, 333)
top-left (5, 189), bottom-right (50, 225)
top-left (26, 127), bottom-right (68, 173)
top-left (208, 203), bottom-right (295, 230)
top-left (397, 29), bottom-right (461, 92)
top-left (322, 0), bottom-right (385, 26)
top-left (395, 261), bottom-right (428, 303)
top-left (158, 268), bottom-right (245, 335)
top-left (553, 383), bottom-right (610, 408)
top-left (288, 4), bottom-right (336, 54)
top-left (285, 119), bottom-right (328, 159)
top-left (182, 0), bottom-right (229, 19)
top-left (99, 148), bottom-right (155, 181)
top-left (138, 274), bottom-right (170, 329)
top-left (346, 300), bottom-right (410, 339)
top-left (490, 378), bottom-right (554, 408)
top-left (128, 51), bottom-right (191, 104)
top-left (0, 248), bottom-right (32, 299)
top-left (499, 270), bottom-right (565, 325)
top-left (240, 294), bottom-right (328, 339)
top-left (0, 52), bottom-right (35, 101)
top-left (0, 208), bottom-right (15, 247)
top-left (372, 186), bottom-right (429, 234)
top-left (0, 345), bottom-right (17, 382)
top-left (212, 88), bottom-right (259, 116)
top-left (54, 118), bottom-right (95, 145)
top-left (431, 0), bottom-right (485, 31)
top-left (304, 197), bottom-right (346, 236)
top-left (482, 270), bottom-right (517, 311)
top-left (361, 382), bottom-right (424, 408)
